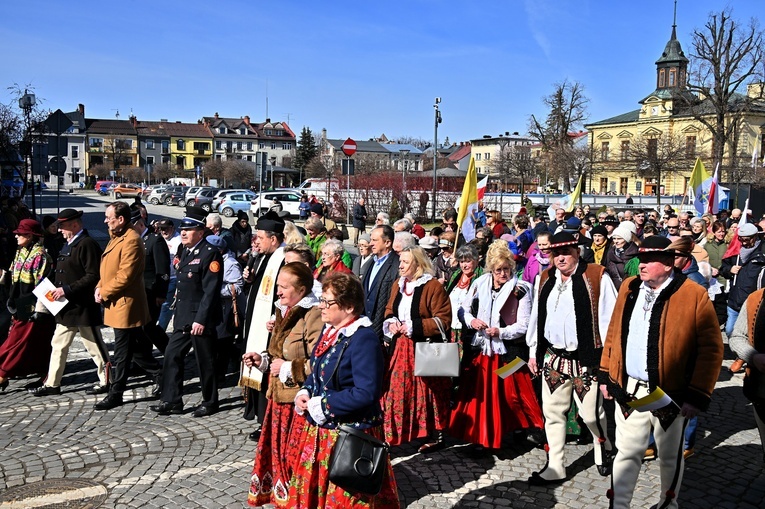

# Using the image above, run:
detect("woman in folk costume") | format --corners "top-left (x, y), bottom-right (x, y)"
top-left (288, 272), bottom-right (399, 508)
top-left (449, 240), bottom-right (543, 449)
top-left (445, 244), bottom-right (484, 344)
top-left (244, 263), bottom-right (324, 506)
top-left (0, 219), bottom-right (55, 391)
top-left (382, 246), bottom-right (452, 452)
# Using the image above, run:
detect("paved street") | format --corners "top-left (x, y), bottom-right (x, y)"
top-left (0, 191), bottom-right (763, 508)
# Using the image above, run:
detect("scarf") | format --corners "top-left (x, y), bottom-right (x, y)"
top-left (591, 242), bottom-right (607, 264)
top-left (740, 240), bottom-right (761, 264)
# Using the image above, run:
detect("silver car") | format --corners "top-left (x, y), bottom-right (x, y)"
top-left (211, 188), bottom-right (250, 211)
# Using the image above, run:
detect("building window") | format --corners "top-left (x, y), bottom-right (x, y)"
top-left (194, 142), bottom-right (209, 152)
top-left (620, 177), bottom-right (628, 195)
top-left (259, 142), bottom-right (265, 149)
top-left (599, 177), bottom-right (608, 194)
top-left (282, 142), bottom-right (292, 150)
top-left (669, 69), bottom-right (676, 86)
top-left (89, 138), bottom-right (103, 148)
top-left (246, 155), bottom-right (252, 161)
top-left (146, 139), bottom-right (155, 150)
top-left (176, 139), bottom-right (185, 150)
top-left (215, 154), bottom-right (222, 161)
top-left (219, 126), bottom-right (227, 134)
top-left (485, 152), bottom-right (490, 160)
top-left (237, 142), bottom-right (243, 150)
top-left (648, 138), bottom-right (658, 159)
top-left (176, 155), bottom-right (185, 168)
top-left (226, 141), bottom-right (233, 152)
top-left (685, 136), bottom-right (696, 158)
top-left (265, 129), bottom-right (272, 135)
top-left (271, 142), bottom-right (276, 150)
top-left (115, 139), bottom-right (133, 150)
top-left (659, 69), bottom-right (666, 88)
top-left (161, 140), bottom-right (169, 153)
top-left (475, 153), bottom-right (481, 161)
top-left (146, 156), bottom-right (154, 165)
top-left (240, 127), bottom-right (247, 135)
top-left (247, 142), bottom-right (253, 151)
top-left (71, 145), bottom-right (79, 159)
top-left (620, 140), bottom-right (630, 160)
top-left (215, 140), bottom-right (222, 150)
top-left (601, 142), bottom-right (609, 161)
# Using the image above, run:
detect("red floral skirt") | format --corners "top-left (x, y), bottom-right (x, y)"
top-left (448, 353), bottom-right (543, 448)
top-left (381, 336), bottom-right (451, 446)
top-left (248, 399), bottom-right (304, 507)
top-left (286, 422), bottom-right (400, 509)
top-left (0, 316), bottom-right (54, 379)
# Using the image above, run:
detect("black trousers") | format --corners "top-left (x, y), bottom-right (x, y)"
top-left (110, 327), bottom-right (162, 395)
top-left (161, 329), bottom-right (218, 408)
top-left (144, 292), bottom-right (169, 354)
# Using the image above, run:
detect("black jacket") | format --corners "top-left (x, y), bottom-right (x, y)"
top-left (720, 242), bottom-right (765, 312)
top-left (361, 252), bottom-right (400, 340)
top-left (173, 239), bottom-right (223, 332)
top-left (352, 203), bottom-right (367, 230)
top-left (53, 230), bottom-right (103, 327)
top-left (141, 229), bottom-right (170, 300)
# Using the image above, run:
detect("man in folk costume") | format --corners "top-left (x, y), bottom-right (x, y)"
top-left (729, 288), bottom-right (765, 465)
top-left (599, 235), bottom-right (723, 509)
top-left (240, 211), bottom-right (286, 435)
top-left (527, 231), bottom-right (617, 485)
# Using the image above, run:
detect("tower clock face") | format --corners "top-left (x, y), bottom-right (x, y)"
top-left (651, 106), bottom-right (659, 116)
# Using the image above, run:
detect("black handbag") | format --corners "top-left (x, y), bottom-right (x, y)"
top-left (323, 334), bottom-right (390, 495)
top-left (328, 425), bottom-right (390, 495)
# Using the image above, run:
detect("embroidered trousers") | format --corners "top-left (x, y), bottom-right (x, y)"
top-left (610, 377), bottom-right (686, 509)
top-left (539, 353), bottom-right (612, 481)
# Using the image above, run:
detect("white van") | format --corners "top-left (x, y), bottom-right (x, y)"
top-left (298, 178), bottom-right (340, 196)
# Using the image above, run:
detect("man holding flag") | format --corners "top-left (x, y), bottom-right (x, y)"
top-left (599, 235), bottom-right (723, 509)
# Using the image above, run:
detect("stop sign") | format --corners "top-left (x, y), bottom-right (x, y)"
top-left (341, 138), bottom-right (357, 157)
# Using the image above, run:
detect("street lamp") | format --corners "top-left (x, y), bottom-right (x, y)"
top-left (19, 91), bottom-right (36, 215)
top-left (432, 97), bottom-right (441, 222)
top-left (399, 148), bottom-right (410, 214)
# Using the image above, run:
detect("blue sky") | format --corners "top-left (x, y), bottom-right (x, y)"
top-left (1, 1), bottom-right (761, 144)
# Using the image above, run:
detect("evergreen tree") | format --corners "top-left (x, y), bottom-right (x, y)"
top-left (294, 126), bottom-right (317, 172)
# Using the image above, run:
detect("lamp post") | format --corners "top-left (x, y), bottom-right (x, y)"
top-left (432, 97), bottom-right (441, 222)
top-left (19, 91), bottom-right (36, 215)
top-left (399, 148), bottom-right (410, 215)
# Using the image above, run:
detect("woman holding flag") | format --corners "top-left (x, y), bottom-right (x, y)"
top-left (449, 240), bottom-right (543, 450)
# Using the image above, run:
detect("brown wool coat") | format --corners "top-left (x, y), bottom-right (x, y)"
top-left (266, 304), bottom-right (324, 403)
top-left (599, 275), bottom-right (723, 411)
top-left (384, 277), bottom-right (452, 341)
top-left (97, 228), bottom-right (150, 329)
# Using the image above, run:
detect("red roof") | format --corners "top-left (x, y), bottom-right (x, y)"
top-left (447, 144), bottom-right (472, 162)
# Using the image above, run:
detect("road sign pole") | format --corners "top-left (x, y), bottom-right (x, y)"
top-left (346, 156), bottom-right (350, 225)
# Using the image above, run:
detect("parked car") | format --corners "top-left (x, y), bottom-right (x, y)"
top-left (112, 183), bottom-right (143, 199)
top-left (250, 190), bottom-right (303, 217)
top-left (211, 189), bottom-right (250, 212)
top-left (194, 188), bottom-right (217, 212)
top-left (147, 185), bottom-right (170, 205)
top-left (156, 186), bottom-right (187, 205)
top-left (184, 186), bottom-right (214, 207)
top-left (164, 187), bottom-right (188, 206)
top-left (142, 184), bottom-right (165, 198)
top-left (96, 180), bottom-right (117, 195)
top-left (219, 192), bottom-right (257, 217)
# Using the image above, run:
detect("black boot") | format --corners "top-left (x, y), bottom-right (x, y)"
top-left (419, 431), bottom-right (446, 454)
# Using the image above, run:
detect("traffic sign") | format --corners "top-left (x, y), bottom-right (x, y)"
top-left (341, 138), bottom-right (357, 157)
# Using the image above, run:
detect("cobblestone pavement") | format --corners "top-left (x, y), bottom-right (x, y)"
top-left (0, 192), bottom-right (763, 508)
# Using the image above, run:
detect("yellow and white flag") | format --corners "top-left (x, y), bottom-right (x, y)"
top-left (494, 357), bottom-right (526, 378)
top-left (627, 387), bottom-right (677, 412)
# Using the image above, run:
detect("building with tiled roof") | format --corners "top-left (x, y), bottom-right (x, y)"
top-left (85, 117), bottom-right (139, 172)
top-left (201, 114), bottom-right (296, 168)
top-left (585, 22), bottom-right (765, 197)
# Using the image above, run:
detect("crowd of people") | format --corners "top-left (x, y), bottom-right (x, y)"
top-left (0, 191), bottom-right (763, 508)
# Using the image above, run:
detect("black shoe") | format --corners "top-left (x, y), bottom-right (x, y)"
top-left (23, 379), bottom-right (44, 391)
top-left (192, 405), bottom-right (217, 418)
top-left (94, 394), bottom-right (123, 411)
top-left (85, 383), bottom-right (109, 395)
top-left (528, 471), bottom-right (565, 486)
top-left (150, 379), bottom-right (162, 399)
top-left (0, 379), bottom-right (8, 392)
top-left (249, 430), bottom-right (262, 442)
top-left (597, 463), bottom-right (612, 476)
top-left (31, 385), bottom-right (61, 397)
top-left (151, 401), bottom-right (184, 415)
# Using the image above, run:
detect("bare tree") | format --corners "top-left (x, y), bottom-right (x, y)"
top-left (224, 159), bottom-right (257, 188)
top-left (529, 79), bottom-right (589, 191)
top-left (683, 9), bottom-right (764, 178)
top-left (203, 159), bottom-right (225, 183)
top-left (627, 132), bottom-right (690, 204)
top-left (151, 163), bottom-right (175, 183)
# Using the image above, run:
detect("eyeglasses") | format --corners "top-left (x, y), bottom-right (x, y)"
top-left (667, 226), bottom-right (679, 229)
top-left (492, 267), bottom-right (511, 274)
top-left (318, 298), bottom-right (338, 308)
